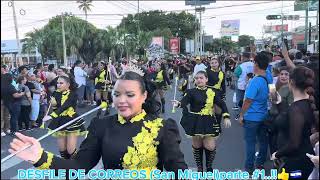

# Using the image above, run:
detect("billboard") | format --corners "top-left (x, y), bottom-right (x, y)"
top-left (185, 39), bottom-right (194, 54)
top-left (151, 37), bottom-right (164, 48)
top-left (169, 38), bottom-right (180, 54)
top-left (263, 24), bottom-right (288, 33)
top-left (221, 19), bottom-right (240, 36)
top-left (294, 0), bottom-right (318, 11)
top-left (185, 0), bottom-right (215, 6)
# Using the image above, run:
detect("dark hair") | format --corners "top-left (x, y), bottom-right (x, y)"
top-left (264, 44), bottom-right (269, 49)
top-left (118, 71), bottom-right (146, 93)
top-left (242, 52), bottom-right (251, 59)
top-left (210, 58), bottom-right (221, 68)
top-left (17, 75), bottom-right (26, 84)
top-left (1, 64), bottom-right (8, 69)
top-left (195, 70), bottom-right (208, 78)
top-left (295, 51), bottom-right (303, 59)
top-left (254, 52), bottom-right (269, 70)
top-left (18, 65), bottom-right (27, 73)
top-left (58, 75), bottom-right (78, 91)
top-left (247, 73), bottom-right (254, 79)
top-left (260, 51), bottom-right (273, 62)
top-left (48, 64), bottom-right (54, 71)
top-left (118, 71), bottom-right (161, 115)
top-left (75, 60), bottom-right (82, 66)
top-left (290, 66), bottom-right (316, 111)
top-left (36, 63), bottom-right (42, 69)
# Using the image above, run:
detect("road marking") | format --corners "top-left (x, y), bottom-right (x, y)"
top-left (1, 156), bottom-right (24, 172)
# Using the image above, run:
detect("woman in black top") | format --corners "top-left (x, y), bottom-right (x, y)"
top-left (43, 75), bottom-right (87, 159)
top-left (271, 66), bottom-right (316, 179)
top-left (172, 70), bottom-right (231, 172)
top-left (154, 63), bottom-right (171, 113)
top-left (9, 69), bottom-right (188, 177)
top-left (1, 74), bottom-right (24, 135)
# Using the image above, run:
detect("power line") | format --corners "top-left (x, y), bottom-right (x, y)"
top-left (202, 5), bottom-right (295, 20)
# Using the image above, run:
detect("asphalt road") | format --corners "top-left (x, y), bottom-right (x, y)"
top-left (1, 86), bottom-right (273, 179)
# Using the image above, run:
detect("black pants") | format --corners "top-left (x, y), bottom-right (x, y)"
top-left (19, 105), bottom-right (31, 129)
top-left (282, 157), bottom-right (314, 179)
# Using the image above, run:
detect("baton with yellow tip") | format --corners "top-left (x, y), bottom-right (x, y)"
top-left (172, 76), bottom-right (179, 113)
top-left (1, 102), bottom-right (108, 164)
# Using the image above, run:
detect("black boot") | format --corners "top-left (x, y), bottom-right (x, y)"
top-left (192, 146), bottom-right (204, 172)
top-left (60, 150), bottom-right (70, 159)
top-left (205, 148), bottom-right (216, 172)
top-left (161, 98), bottom-right (165, 113)
top-left (69, 149), bottom-right (78, 159)
top-left (96, 100), bottom-right (102, 117)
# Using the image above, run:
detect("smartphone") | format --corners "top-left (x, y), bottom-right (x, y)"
top-left (283, 39), bottom-right (289, 50)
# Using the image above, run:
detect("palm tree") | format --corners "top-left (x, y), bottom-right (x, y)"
top-left (77, 0), bottom-right (93, 21)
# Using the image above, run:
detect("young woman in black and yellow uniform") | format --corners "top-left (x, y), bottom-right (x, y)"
top-left (42, 75), bottom-right (87, 159)
top-left (154, 63), bottom-right (171, 113)
top-left (172, 70), bottom-right (231, 172)
top-left (9, 70), bottom-right (188, 177)
top-left (206, 58), bottom-right (226, 132)
top-left (94, 61), bottom-right (111, 117)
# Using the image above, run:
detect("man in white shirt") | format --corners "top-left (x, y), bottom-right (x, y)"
top-left (73, 60), bottom-right (87, 107)
top-left (193, 56), bottom-right (207, 77)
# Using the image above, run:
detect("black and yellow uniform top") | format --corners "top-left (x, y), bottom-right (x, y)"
top-left (154, 70), bottom-right (171, 89)
top-left (178, 86), bottom-right (230, 137)
top-left (94, 68), bottom-right (111, 90)
top-left (34, 111), bottom-right (188, 176)
top-left (48, 90), bottom-right (87, 137)
top-left (206, 68), bottom-right (226, 97)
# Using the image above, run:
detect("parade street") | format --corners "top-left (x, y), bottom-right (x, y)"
top-left (1, 87), bottom-right (273, 179)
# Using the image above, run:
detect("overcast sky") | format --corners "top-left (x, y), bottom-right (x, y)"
top-left (1, 1), bottom-right (318, 41)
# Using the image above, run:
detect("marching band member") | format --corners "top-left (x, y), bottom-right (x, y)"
top-left (94, 61), bottom-right (111, 117)
top-left (172, 70), bottom-right (231, 172)
top-left (43, 75), bottom-right (87, 159)
top-left (154, 63), bottom-right (171, 113)
top-left (9, 65), bottom-right (188, 177)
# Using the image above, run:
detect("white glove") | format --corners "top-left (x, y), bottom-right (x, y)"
top-left (224, 118), bottom-right (231, 128)
top-left (306, 153), bottom-right (319, 168)
top-left (42, 115), bottom-right (52, 122)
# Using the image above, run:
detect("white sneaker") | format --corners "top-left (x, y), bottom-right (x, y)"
top-left (1, 132), bottom-right (6, 136)
top-left (6, 129), bottom-right (11, 134)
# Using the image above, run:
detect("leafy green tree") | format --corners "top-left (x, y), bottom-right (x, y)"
top-left (238, 35), bottom-right (255, 48)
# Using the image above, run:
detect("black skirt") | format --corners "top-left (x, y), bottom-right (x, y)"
top-left (180, 112), bottom-right (221, 137)
top-left (47, 116), bottom-right (87, 137)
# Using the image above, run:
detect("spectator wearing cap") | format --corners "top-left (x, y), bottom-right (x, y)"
top-left (73, 60), bottom-right (87, 107)
top-left (193, 56), bottom-right (207, 77)
top-left (233, 52), bottom-right (254, 110)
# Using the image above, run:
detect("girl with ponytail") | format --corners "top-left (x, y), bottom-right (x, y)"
top-left (271, 66), bottom-right (316, 179)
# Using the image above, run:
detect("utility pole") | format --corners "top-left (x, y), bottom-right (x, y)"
top-left (137, 0), bottom-right (140, 57)
top-left (308, 22), bottom-right (312, 45)
top-left (317, 6), bottom-right (319, 52)
top-left (194, 6), bottom-right (198, 56)
top-left (11, 0), bottom-right (21, 67)
top-left (61, 13), bottom-right (67, 67)
top-left (304, 1), bottom-right (309, 49)
top-left (199, 5), bottom-right (203, 56)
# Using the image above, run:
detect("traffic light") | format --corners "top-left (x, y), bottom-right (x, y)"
top-left (266, 15), bottom-right (282, 20)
